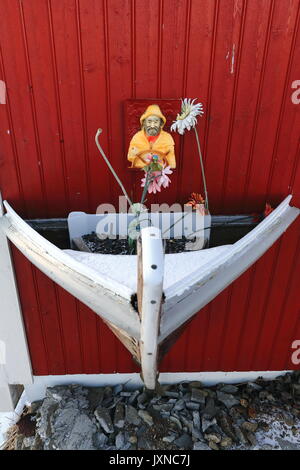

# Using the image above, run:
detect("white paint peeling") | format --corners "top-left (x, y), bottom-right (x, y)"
top-left (0, 81), bottom-right (6, 104)
top-left (231, 44), bottom-right (236, 74)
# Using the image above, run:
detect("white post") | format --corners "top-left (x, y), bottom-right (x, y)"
top-left (138, 227), bottom-right (164, 390)
top-left (0, 193), bottom-right (32, 411)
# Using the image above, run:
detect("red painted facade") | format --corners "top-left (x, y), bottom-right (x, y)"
top-left (0, 0), bottom-right (299, 375)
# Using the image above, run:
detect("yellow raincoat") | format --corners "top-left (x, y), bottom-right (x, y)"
top-left (127, 105), bottom-right (176, 169)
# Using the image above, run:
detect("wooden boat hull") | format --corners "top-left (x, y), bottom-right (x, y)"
top-left (0, 195), bottom-right (299, 389)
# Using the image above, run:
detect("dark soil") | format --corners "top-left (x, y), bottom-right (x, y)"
top-left (81, 232), bottom-right (192, 255)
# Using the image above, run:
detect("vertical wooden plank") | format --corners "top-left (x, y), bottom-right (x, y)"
top-left (267, 6), bottom-right (300, 204)
top-left (50, 0), bottom-right (90, 212)
top-left (104, 0), bottom-right (133, 208)
top-left (77, 303), bottom-right (101, 374)
top-left (235, 244), bottom-right (279, 370)
top-left (76, 0), bottom-right (111, 212)
top-left (221, 0), bottom-right (272, 213)
top-left (32, 269), bottom-right (66, 375)
top-left (11, 246), bottom-right (49, 375)
top-left (217, 268), bottom-right (254, 371)
top-left (268, 234), bottom-right (300, 370)
top-left (55, 289), bottom-right (84, 374)
top-left (134, 0), bottom-right (160, 98)
top-left (243, 0), bottom-right (299, 211)
top-left (0, 43), bottom-right (25, 214)
top-left (184, 306), bottom-right (210, 371)
top-left (203, 0), bottom-right (244, 214)
top-left (179, 0), bottom-right (215, 203)
top-left (251, 220), bottom-right (300, 370)
top-left (0, 0), bottom-right (45, 217)
top-left (19, 0), bottom-right (69, 217)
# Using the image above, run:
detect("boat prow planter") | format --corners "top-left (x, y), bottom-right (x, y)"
top-left (0, 195), bottom-right (299, 390)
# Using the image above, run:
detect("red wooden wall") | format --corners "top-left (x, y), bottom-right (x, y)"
top-left (0, 0), bottom-right (299, 375)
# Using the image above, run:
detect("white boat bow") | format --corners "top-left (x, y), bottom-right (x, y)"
top-left (0, 194), bottom-right (299, 389)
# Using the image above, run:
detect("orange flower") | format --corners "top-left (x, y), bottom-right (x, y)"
top-left (186, 192), bottom-right (205, 209)
top-left (264, 203), bottom-right (274, 217)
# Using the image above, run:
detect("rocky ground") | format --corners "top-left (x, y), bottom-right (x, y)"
top-left (2, 371), bottom-right (300, 451)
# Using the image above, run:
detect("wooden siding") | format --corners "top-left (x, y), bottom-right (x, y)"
top-left (0, 0), bottom-right (299, 374)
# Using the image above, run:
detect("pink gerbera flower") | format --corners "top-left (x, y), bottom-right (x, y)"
top-left (158, 166), bottom-right (173, 188)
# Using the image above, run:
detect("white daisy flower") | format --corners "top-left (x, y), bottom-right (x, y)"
top-left (170, 98), bottom-right (204, 135)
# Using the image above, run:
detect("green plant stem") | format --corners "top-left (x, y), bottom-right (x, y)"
top-left (194, 126), bottom-right (209, 213)
top-left (95, 129), bottom-right (133, 209)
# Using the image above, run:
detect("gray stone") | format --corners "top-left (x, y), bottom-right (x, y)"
top-left (113, 384), bottom-right (123, 395)
top-left (36, 397), bottom-right (59, 442)
top-left (202, 398), bottom-right (218, 417)
top-left (46, 385), bottom-right (69, 402)
top-left (220, 384), bottom-right (239, 394)
top-left (188, 381), bottom-right (203, 389)
top-left (292, 384), bottom-right (300, 395)
top-left (201, 415), bottom-right (217, 433)
top-left (14, 435), bottom-right (25, 450)
top-left (193, 441), bottom-right (211, 450)
top-left (191, 388), bottom-right (207, 404)
top-left (22, 436), bottom-right (35, 448)
top-left (241, 421), bottom-right (258, 433)
top-left (87, 387), bottom-right (105, 411)
top-left (30, 433), bottom-right (44, 451)
top-left (173, 399), bottom-right (186, 411)
top-left (138, 435), bottom-right (153, 450)
top-left (186, 401), bottom-right (200, 411)
top-left (164, 391), bottom-right (180, 398)
top-left (128, 390), bottom-right (140, 405)
top-left (114, 403), bottom-right (125, 429)
top-left (153, 403), bottom-right (173, 412)
top-left (28, 400), bottom-right (43, 415)
top-left (94, 432), bottom-right (108, 448)
top-left (208, 441), bottom-right (219, 450)
top-left (192, 410), bottom-right (201, 429)
top-left (246, 431), bottom-right (257, 446)
top-left (204, 432), bottom-right (221, 444)
top-left (220, 437), bottom-right (233, 448)
top-left (180, 415), bottom-right (193, 433)
top-left (174, 433), bottom-right (193, 449)
top-left (137, 391), bottom-right (149, 405)
top-left (232, 424), bottom-right (247, 445)
top-left (94, 406), bottom-right (114, 433)
top-left (169, 416), bottom-right (182, 430)
top-left (115, 432), bottom-right (125, 449)
top-left (259, 391), bottom-right (269, 400)
top-left (217, 391), bottom-right (239, 409)
top-left (138, 409), bottom-right (153, 426)
top-left (217, 412), bottom-right (237, 441)
top-left (126, 405), bottom-right (141, 426)
top-left (163, 435), bottom-right (176, 443)
top-left (246, 382), bottom-right (263, 392)
top-left (55, 412), bottom-right (97, 450)
top-left (128, 435), bottom-right (137, 444)
top-left (192, 426), bottom-right (203, 440)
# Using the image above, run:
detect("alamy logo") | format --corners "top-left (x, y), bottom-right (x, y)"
top-left (291, 340), bottom-right (300, 365)
top-left (0, 340), bottom-right (6, 364)
top-left (291, 80), bottom-right (300, 104)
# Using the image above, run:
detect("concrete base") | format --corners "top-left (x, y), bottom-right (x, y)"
top-left (25, 370), bottom-right (290, 403)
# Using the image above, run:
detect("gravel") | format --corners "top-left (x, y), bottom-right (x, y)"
top-left (1, 370), bottom-right (300, 450)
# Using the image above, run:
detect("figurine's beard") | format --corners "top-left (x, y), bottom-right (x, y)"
top-left (145, 126), bottom-right (160, 136)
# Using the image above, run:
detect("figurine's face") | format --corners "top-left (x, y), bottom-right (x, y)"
top-left (143, 115), bottom-right (162, 136)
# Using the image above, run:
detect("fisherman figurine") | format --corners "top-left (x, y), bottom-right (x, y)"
top-left (127, 104), bottom-right (176, 169)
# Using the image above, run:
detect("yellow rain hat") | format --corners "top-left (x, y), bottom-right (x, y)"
top-left (140, 104), bottom-right (166, 127)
